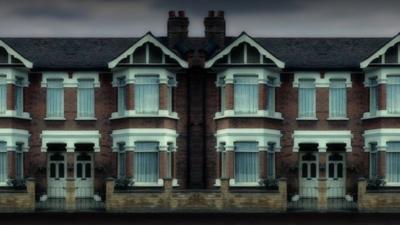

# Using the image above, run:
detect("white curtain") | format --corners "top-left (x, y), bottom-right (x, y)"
top-left (387, 142), bottom-right (400, 184)
top-left (134, 142), bottom-right (159, 183)
top-left (370, 78), bottom-right (378, 115)
top-left (267, 78), bottom-right (275, 113)
top-left (235, 142), bottom-right (259, 183)
top-left (370, 143), bottom-right (378, 178)
top-left (15, 144), bottom-right (23, 180)
top-left (298, 79), bottom-right (316, 118)
top-left (267, 143), bottom-right (275, 178)
top-left (234, 76), bottom-right (258, 114)
top-left (15, 78), bottom-right (24, 115)
top-left (329, 79), bottom-right (347, 118)
top-left (387, 76), bottom-right (400, 114)
top-left (135, 76), bottom-right (159, 114)
top-left (78, 79), bottom-right (95, 117)
top-left (0, 142), bottom-right (7, 183)
top-left (117, 78), bottom-right (126, 115)
top-left (47, 80), bottom-right (64, 117)
top-left (117, 143), bottom-right (126, 179)
top-left (0, 77), bottom-right (6, 114)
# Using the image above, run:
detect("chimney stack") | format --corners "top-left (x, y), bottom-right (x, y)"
top-left (167, 10), bottom-right (189, 48)
top-left (204, 10), bottom-right (226, 48)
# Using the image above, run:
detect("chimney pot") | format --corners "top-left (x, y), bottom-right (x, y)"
top-left (217, 11), bottom-right (224, 17)
top-left (178, 10), bottom-right (185, 17)
top-left (208, 10), bottom-right (215, 17)
top-left (169, 11), bottom-right (176, 18)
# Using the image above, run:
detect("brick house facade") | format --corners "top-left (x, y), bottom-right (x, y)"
top-left (0, 10), bottom-right (400, 211)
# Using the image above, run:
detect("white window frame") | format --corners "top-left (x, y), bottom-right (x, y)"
top-left (76, 79), bottom-right (96, 120)
top-left (297, 79), bottom-right (316, 120)
top-left (328, 79), bottom-right (348, 120)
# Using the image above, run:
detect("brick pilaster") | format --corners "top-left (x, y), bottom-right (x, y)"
top-left (6, 84), bottom-right (14, 110)
top-left (126, 151), bottom-right (134, 178)
top-left (7, 151), bottom-right (15, 180)
top-left (378, 150), bottom-right (386, 178)
top-left (318, 151), bottom-right (327, 178)
top-left (225, 84), bottom-right (234, 110)
top-left (259, 150), bottom-right (267, 180)
top-left (159, 150), bottom-right (168, 179)
top-left (378, 84), bottom-right (386, 110)
top-left (159, 84), bottom-right (168, 110)
top-left (259, 84), bottom-right (267, 110)
top-left (126, 84), bottom-right (135, 110)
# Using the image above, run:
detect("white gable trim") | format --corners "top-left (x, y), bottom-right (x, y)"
top-left (360, 34), bottom-right (400, 68)
top-left (205, 33), bottom-right (285, 69)
top-left (0, 40), bottom-right (33, 68)
top-left (108, 33), bottom-right (188, 69)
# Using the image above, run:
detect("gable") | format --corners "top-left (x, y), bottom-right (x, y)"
top-left (205, 33), bottom-right (285, 69)
top-left (0, 40), bottom-right (33, 68)
top-left (108, 33), bottom-right (188, 69)
top-left (361, 34), bottom-right (400, 68)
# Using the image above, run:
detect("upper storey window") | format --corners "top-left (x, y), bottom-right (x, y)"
top-left (47, 79), bottom-right (64, 118)
top-left (234, 75), bottom-right (258, 114)
top-left (369, 77), bottom-right (378, 116)
top-left (77, 79), bottom-right (95, 118)
top-left (329, 79), bottom-right (347, 118)
top-left (135, 75), bottom-right (159, 114)
top-left (298, 79), bottom-right (316, 119)
top-left (0, 76), bottom-right (6, 114)
top-left (117, 77), bottom-right (127, 115)
top-left (387, 76), bottom-right (400, 114)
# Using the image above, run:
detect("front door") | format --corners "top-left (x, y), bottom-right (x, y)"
top-left (75, 152), bottom-right (94, 198)
top-left (327, 152), bottom-right (345, 198)
top-left (48, 152), bottom-right (66, 198)
top-left (300, 152), bottom-right (318, 198)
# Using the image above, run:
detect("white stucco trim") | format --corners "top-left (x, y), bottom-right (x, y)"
top-left (214, 109), bottom-right (282, 120)
top-left (363, 67), bottom-right (400, 86)
top-left (0, 40), bottom-right (33, 68)
top-left (363, 129), bottom-right (400, 152)
top-left (360, 34), bottom-right (400, 68)
top-left (40, 130), bottom-right (101, 152)
top-left (110, 110), bottom-right (179, 120)
top-left (111, 128), bottom-right (178, 152)
top-left (108, 33), bottom-right (188, 68)
top-left (111, 67), bottom-right (176, 86)
top-left (0, 128), bottom-right (30, 152)
top-left (0, 110), bottom-right (31, 120)
top-left (217, 67), bottom-right (281, 85)
top-left (205, 33), bottom-right (285, 68)
top-left (41, 72), bottom-right (100, 88)
top-left (215, 128), bottom-right (282, 151)
top-left (292, 130), bottom-right (352, 152)
top-left (293, 72), bottom-right (352, 88)
top-left (0, 68), bottom-right (29, 86)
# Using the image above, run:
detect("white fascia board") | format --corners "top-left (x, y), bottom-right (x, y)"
top-left (0, 128), bottom-right (30, 151)
top-left (41, 71), bottom-right (100, 88)
top-left (293, 71), bottom-right (352, 88)
top-left (363, 128), bottom-right (400, 151)
top-left (360, 34), bottom-right (400, 68)
top-left (111, 128), bottom-right (178, 150)
top-left (205, 33), bottom-right (285, 69)
top-left (41, 130), bottom-right (101, 152)
top-left (0, 40), bottom-right (33, 68)
top-left (215, 128), bottom-right (282, 150)
top-left (292, 130), bottom-right (352, 152)
top-left (108, 33), bottom-right (188, 69)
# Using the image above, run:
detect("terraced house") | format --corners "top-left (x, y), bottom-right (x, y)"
top-left (0, 10), bottom-right (400, 212)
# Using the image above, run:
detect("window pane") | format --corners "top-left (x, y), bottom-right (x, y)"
top-left (387, 76), bottom-right (400, 114)
top-left (77, 163), bottom-right (82, 178)
top-left (59, 163), bottom-right (65, 178)
top-left (328, 163), bottom-right (334, 178)
top-left (267, 78), bottom-right (275, 113)
top-left (302, 163), bottom-right (308, 178)
top-left (118, 143), bottom-right (126, 179)
top-left (0, 142), bottom-right (7, 183)
top-left (15, 144), bottom-right (23, 180)
top-left (78, 79), bottom-right (95, 117)
top-left (50, 163), bottom-right (56, 178)
top-left (15, 77), bottom-right (24, 115)
top-left (47, 79), bottom-right (64, 117)
top-left (235, 142), bottom-right (258, 183)
top-left (117, 77), bottom-right (126, 114)
top-left (0, 76), bottom-right (6, 114)
top-left (135, 76), bottom-right (159, 114)
top-left (299, 79), bottom-right (316, 118)
top-left (369, 78), bottom-right (378, 114)
top-left (234, 76), bottom-right (258, 114)
top-left (329, 79), bottom-right (346, 118)
top-left (387, 142), bottom-right (400, 183)
top-left (370, 143), bottom-right (378, 178)
top-left (85, 163), bottom-right (91, 178)
top-left (134, 152), bottom-right (159, 183)
top-left (337, 163), bottom-right (343, 178)
top-left (310, 163), bottom-right (317, 178)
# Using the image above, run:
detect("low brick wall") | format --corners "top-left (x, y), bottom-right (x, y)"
top-left (106, 178), bottom-right (287, 212)
top-left (0, 179), bottom-right (35, 212)
top-left (358, 178), bottom-right (400, 212)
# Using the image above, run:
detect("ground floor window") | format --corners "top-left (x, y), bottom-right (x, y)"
top-left (117, 143), bottom-right (126, 179)
top-left (369, 143), bottom-right (378, 179)
top-left (134, 142), bottom-right (159, 183)
top-left (387, 142), bottom-right (400, 184)
top-left (267, 143), bottom-right (275, 179)
top-left (15, 143), bottom-right (23, 180)
top-left (0, 142), bottom-right (7, 183)
top-left (234, 142), bottom-right (259, 183)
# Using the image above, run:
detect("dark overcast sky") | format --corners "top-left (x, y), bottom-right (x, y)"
top-left (0, 0), bottom-right (399, 37)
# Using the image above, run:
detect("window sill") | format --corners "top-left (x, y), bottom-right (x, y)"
top-left (214, 110), bottom-right (283, 120)
top-left (229, 179), bottom-right (261, 187)
top-left (110, 110), bottom-right (179, 120)
top-left (327, 117), bottom-right (349, 121)
top-left (75, 117), bottom-right (97, 121)
top-left (44, 117), bottom-right (66, 121)
top-left (0, 111), bottom-right (31, 120)
top-left (362, 110), bottom-right (400, 120)
top-left (296, 117), bottom-right (318, 121)
top-left (133, 179), bottom-right (164, 187)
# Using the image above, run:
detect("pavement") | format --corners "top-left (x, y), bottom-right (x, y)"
top-left (1, 213), bottom-right (400, 225)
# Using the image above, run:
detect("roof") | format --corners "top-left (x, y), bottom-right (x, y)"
top-left (0, 36), bottom-right (392, 70)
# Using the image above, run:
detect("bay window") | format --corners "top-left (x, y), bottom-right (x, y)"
top-left (117, 77), bottom-right (127, 115)
top-left (267, 143), bottom-right (275, 179)
top-left (47, 79), bottom-right (64, 118)
top-left (329, 79), bottom-right (347, 118)
top-left (298, 79), bottom-right (316, 118)
top-left (134, 142), bottom-right (159, 183)
top-left (234, 142), bottom-right (259, 183)
top-left (135, 75), bottom-right (159, 114)
top-left (15, 143), bottom-right (23, 180)
top-left (0, 142), bottom-right (6, 184)
top-left (15, 77), bottom-right (24, 116)
top-left (369, 77), bottom-right (378, 115)
top-left (77, 79), bottom-right (95, 118)
top-left (266, 77), bottom-right (275, 114)
top-left (0, 76), bottom-right (5, 114)
top-left (167, 77), bottom-right (175, 114)
top-left (387, 76), bottom-right (400, 114)
top-left (234, 75), bottom-right (258, 114)
top-left (387, 142), bottom-right (400, 184)
top-left (117, 143), bottom-right (126, 179)
top-left (369, 143), bottom-right (378, 179)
